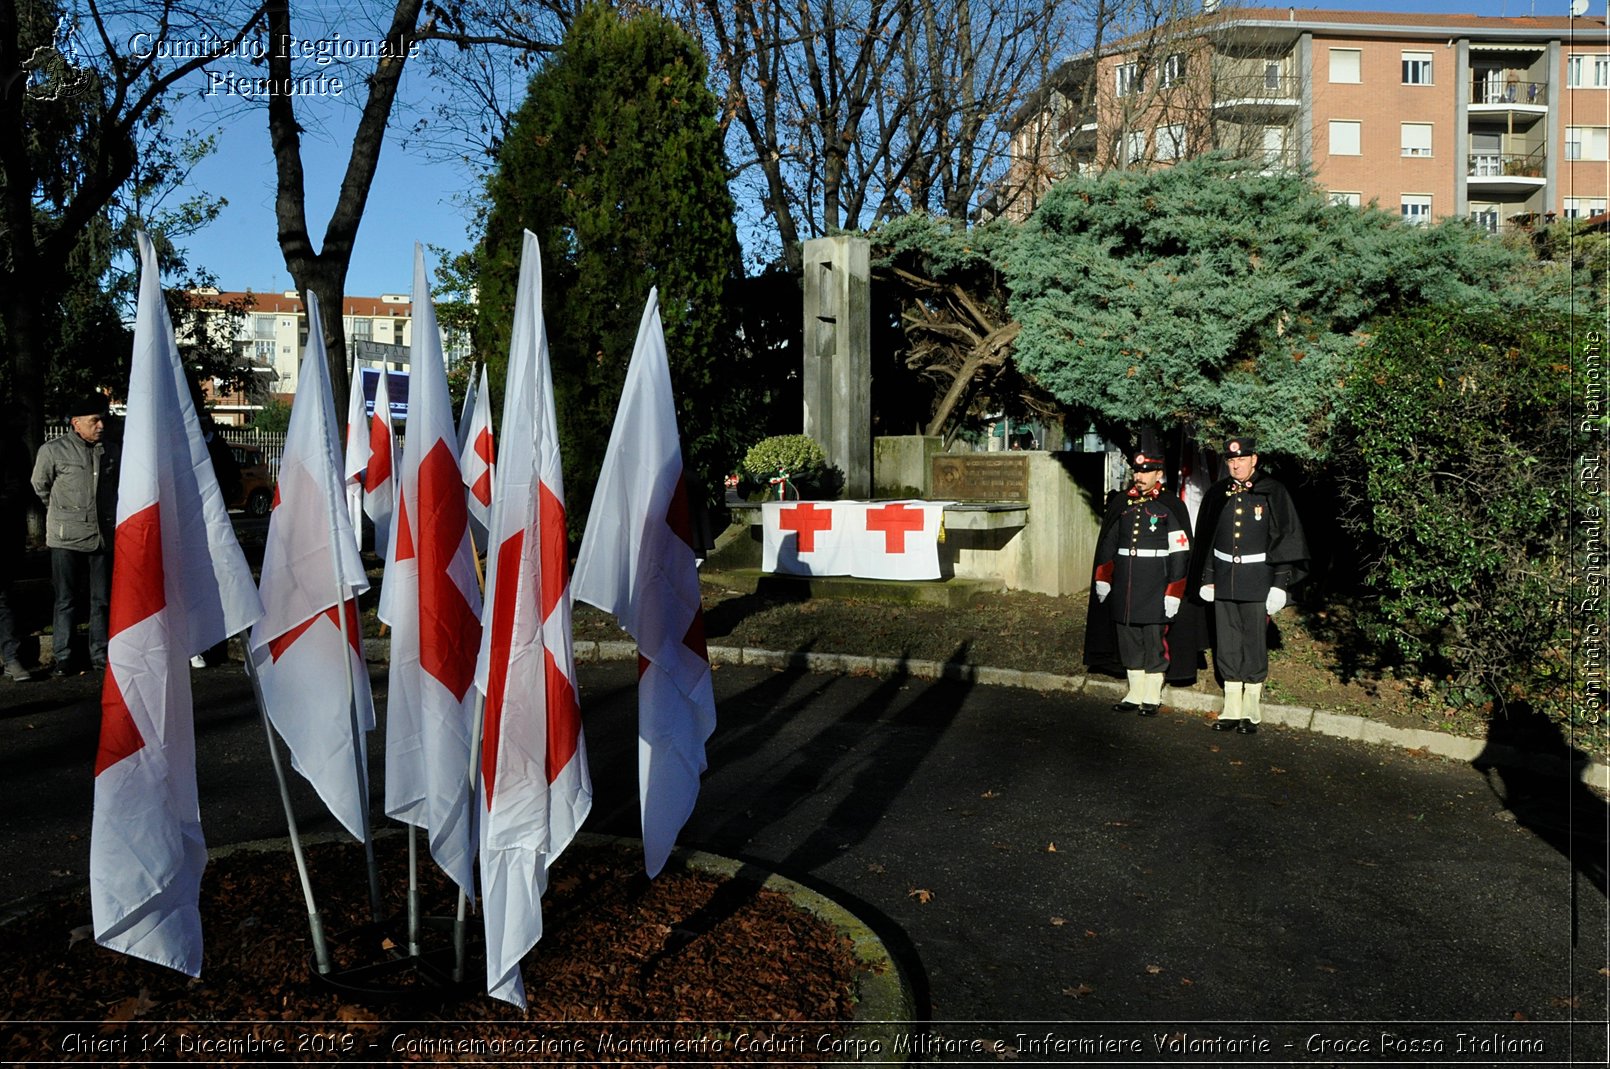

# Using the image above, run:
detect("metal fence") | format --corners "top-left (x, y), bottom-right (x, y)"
top-left (218, 426), bottom-right (287, 481)
top-left (44, 420), bottom-right (290, 483)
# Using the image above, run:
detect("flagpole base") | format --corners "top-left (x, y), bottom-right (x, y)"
top-left (306, 912), bottom-right (481, 1003)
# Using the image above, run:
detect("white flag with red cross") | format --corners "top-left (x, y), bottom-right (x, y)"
top-left (342, 350), bottom-right (369, 550)
top-left (848, 500), bottom-right (947, 580)
top-left (461, 363), bottom-right (495, 535)
top-left (572, 287), bottom-right (715, 879)
top-left (762, 500), bottom-right (947, 580)
top-left (91, 232), bottom-right (265, 976)
top-left (362, 368), bottom-right (397, 559)
top-left (761, 501), bottom-right (853, 576)
top-left (250, 291), bottom-right (376, 843)
top-left (381, 245), bottom-right (484, 897)
top-left (476, 230), bottom-right (592, 1008)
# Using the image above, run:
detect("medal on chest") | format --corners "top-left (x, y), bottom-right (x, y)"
top-left (1148, 512), bottom-right (1159, 532)
top-left (1254, 504), bottom-right (1264, 522)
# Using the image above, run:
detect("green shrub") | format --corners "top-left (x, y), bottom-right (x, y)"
top-left (1333, 303), bottom-right (1598, 742)
top-left (739, 434), bottom-right (844, 500)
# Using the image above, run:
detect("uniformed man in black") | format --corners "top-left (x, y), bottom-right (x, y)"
top-left (1091, 432), bottom-right (1192, 716)
top-left (1193, 435), bottom-right (1308, 733)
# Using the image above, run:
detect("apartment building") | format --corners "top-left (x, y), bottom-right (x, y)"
top-left (1001, 6), bottom-right (1610, 230)
top-left (182, 288), bottom-right (416, 423)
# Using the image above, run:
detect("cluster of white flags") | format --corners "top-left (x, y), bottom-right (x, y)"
top-left (89, 232), bottom-right (717, 1009)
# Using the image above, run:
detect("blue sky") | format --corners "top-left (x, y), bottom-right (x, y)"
top-left (168, 0), bottom-right (1543, 298)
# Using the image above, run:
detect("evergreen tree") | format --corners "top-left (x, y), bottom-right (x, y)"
top-left (1332, 304), bottom-right (1589, 735)
top-left (999, 154), bottom-right (1564, 457)
top-left (477, 1), bottom-right (744, 535)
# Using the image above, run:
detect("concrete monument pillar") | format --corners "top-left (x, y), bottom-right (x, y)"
top-left (802, 235), bottom-right (871, 499)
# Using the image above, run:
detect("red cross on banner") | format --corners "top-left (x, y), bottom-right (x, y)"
top-left (865, 503), bottom-right (926, 553)
top-left (1174, 531), bottom-right (1188, 549)
top-left (779, 502), bottom-right (834, 552)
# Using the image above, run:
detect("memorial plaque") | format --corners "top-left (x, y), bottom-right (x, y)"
top-left (930, 455), bottom-right (1029, 502)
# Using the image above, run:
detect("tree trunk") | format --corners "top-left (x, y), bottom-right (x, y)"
top-left (265, 0), bottom-right (425, 417)
top-left (922, 320), bottom-right (1019, 437)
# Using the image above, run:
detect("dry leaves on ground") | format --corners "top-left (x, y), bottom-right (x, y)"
top-left (0, 838), bottom-right (862, 1063)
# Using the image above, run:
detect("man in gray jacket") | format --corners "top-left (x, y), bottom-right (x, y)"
top-left (32, 394), bottom-right (119, 676)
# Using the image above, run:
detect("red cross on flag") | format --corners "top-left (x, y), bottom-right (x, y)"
top-left (461, 363), bottom-right (495, 535)
top-left (361, 365), bottom-right (397, 559)
top-left (475, 231), bottom-right (592, 1008)
top-left (381, 246), bottom-right (484, 897)
top-left (249, 292), bottom-right (376, 844)
top-left (91, 233), bottom-right (265, 976)
top-left (573, 287), bottom-right (716, 879)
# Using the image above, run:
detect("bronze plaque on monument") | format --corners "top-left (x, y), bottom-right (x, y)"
top-left (930, 455), bottom-right (1029, 502)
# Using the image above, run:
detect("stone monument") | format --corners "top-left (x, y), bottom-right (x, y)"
top-left (802, 235), bottom-right (871, 499)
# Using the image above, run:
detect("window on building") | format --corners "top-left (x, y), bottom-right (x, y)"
top-left (1159, 53), bottom-right (1187, 89)
top-left (1116, 61), bottom-right (1144, 97)
top-left (1123, 129), bottom-right (1148, 164)
top-left (1265, 62), bottom-right (1281, 91)
top-left (1567, 54), bottom-right (1610, 88)
top-left (1401, 123), bottom-right (1433, 157)
top-left (1156, 124), bottom-right (1187, 161)
top-left (1469, 206), bottom-right (1500, 234)
top-left (1402, 52), bottom-right (1433, 85)
top-left (1564, 197), bottom-right (1608, 219)
top-left (254, 315), bottom-right (276, 340)
top-left (1566, 126), bottom-right (1610, 161)
top-left (1262, 126), bottom-right (1287, 167)
top-left (1329, 120), bottom-right (1361, 156)
top-left (1329, 48), bottom-right (1361, 83)
top-left (351, 317), bottom-right (373, 341)
top-left (1330, 191), bottom-right (1362, 207)
top-left (1401, 195), bottom-right (1432, 225)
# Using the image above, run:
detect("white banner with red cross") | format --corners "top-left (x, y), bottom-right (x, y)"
top-left (761, 500), bottom-right (949, 581)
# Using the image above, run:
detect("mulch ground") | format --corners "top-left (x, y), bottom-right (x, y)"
top-left (0, 837), bottom-right (860, 1063)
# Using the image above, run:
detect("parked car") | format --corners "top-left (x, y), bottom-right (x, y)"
top-left (229, 444), bottom-right (275, 517)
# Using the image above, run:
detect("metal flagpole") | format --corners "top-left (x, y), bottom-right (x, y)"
top-left (242, 644), bottom-right (333, 973)
top-left (407, 825), bottom-right (421, 957)
top-left (324, 475), bottom-right (383, 922)
top-left (453, 688), bottom-right (487, 983)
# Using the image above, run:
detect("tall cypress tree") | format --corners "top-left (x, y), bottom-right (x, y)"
top-left (477, 1), bottom-right (744, 536)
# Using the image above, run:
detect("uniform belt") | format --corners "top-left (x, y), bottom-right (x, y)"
top-left (1214, 549), bottom-right (1267, 564)
top-left (1118, 547), bottom-right (1170, 557)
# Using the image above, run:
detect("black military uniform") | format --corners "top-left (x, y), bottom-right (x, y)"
top-left (1089, 434), bottom-right (1192, 715)
top-left (1191, 435), bottom-right (1308, 733)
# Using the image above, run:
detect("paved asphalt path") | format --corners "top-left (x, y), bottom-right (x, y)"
top-left (1, 658), bottom-right (1605, 1064)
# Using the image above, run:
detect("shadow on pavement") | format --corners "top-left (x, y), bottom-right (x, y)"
top-left (1471, 704), bottom-right (1609, 919)
top-left (635, 644), bottom-right (980, 1022)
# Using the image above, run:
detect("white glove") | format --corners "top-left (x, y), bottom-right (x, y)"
top-left (1266, 588), bottom-right (1288, 614)
top-left (1095, 581), bottom-right (1111, 602)
top-left (1199, 584), bottom-right (1215, 602)
top-left (1164, 595), bottom-right (1180, 619)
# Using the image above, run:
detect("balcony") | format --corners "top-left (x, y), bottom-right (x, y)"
top-left (1211, 74), bottom-right (1301, 121)
top-left (1468, 78), bottom-right (1548, 120)
top-left (1467, 149), bottom-right (1547, 195)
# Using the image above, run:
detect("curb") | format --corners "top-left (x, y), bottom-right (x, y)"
top-left (45, 635), bottom-right (1593, 792)
top-left (565, 641), bottom-right (1610, 793)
